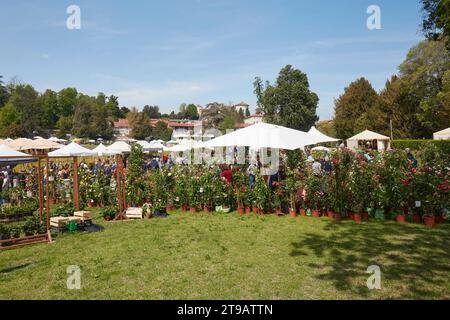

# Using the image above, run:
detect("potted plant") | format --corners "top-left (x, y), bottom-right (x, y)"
top-left (285, 169), bottom-right (299, 217)
top-left (100, 206), bottom-right (117, 221)
top-left (253, 173), bottom-right (271, 214)
top-left (232, 169), bottom-right (247, 215)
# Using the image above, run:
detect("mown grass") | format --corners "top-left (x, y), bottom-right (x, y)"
top-left (0, 211), bottom-right (449, 300)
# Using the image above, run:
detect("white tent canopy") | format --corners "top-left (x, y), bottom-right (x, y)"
top-left (308, 126), bottom-right (339, 143)
top-left (92, 143), bottom-right (109, 156)
top-left (105, 141), bottom-right (131, 155)
top-left (202, 122), bottom-right (327, 150)
top-left (167, 139), bottom-right (206, 152)
top-left (48, 142), bottom-right (98, 157)
top-left (347, 130), bottom-right (391, 151)
top-left (311, 146), bottom-right (331, 152)
top-left (433, 127), bottom-right (450, 140)
top-left (0, 144), bottom-right (35, 163)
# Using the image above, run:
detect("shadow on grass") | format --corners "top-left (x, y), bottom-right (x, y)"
top-left (0, 263), bottom-right (33, 274)
top-left (290, 220), bottom-right (450, 299)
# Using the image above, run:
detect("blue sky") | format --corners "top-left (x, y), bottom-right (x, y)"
top-left (0, 0), bottom-right (424, 119)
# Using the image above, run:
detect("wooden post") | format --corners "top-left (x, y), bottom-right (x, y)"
top-left (45, 157), bottom-right (50, 231)
top-left (73, 156), bottom-right (80, 211)
top-left (116, 154), bottom-right (122, 215)
top-left (121, 155), bottom-right (127, 210)
top-left (37, 158), bottom-right (43, 223)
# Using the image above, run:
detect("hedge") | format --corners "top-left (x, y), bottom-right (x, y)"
top-left (392, 139), bottom-right (450, 155)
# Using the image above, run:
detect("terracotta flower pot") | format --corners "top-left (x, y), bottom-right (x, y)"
top-left (203, 207), bottom-right (210, 214)
top-left (396, 214), bottom-right (406, 224)
top-left (245, 207), bottom-right (251, 214)
top-left (354, 213), bottom-right (362, 224)
top-left (275, 208), bottom-right (283, 216)
top-left (435, 215), bottom-right (444, 224)
top-left (181, 205), bottom-right (187, 212)
top-left (361, 212), bottom-right (369, 221)
top-left (252, 207), bottom-right (258, 214)
top-left (348, 212), bottom-right (355, 220)
top-left (237, 207), bottom-right (244, 215)
top-left (189, 207), bottom-right (196, 214)
top-left (423, 215), bottom-right (435, 227)
top-left (289, 209), bottom-right (297, 218)
top-left (413, 214), bottom-right (421, 223)
top-left (312, 210), bottom-right (320, 218)
top-left (334, 212), bottom-right (342, 221)
top-left (104, 216), bottom-right (111, 221)
top-left (300, 208), bottom-right (306, 217)
top-left (327, 211), bottom-right (334, 219)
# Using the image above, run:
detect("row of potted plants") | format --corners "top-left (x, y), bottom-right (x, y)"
top-left (0, 200), bottom-right (39, 221)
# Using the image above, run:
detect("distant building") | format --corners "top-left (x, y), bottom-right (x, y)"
top-left (113, 119), bottom-right (132, 137)
top-left (233, 101), bottom-right (249, 113)
top-left (244, 113), bottom-right (264, 125)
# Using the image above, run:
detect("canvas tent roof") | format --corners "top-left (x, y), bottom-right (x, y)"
top-left (433, 127), bottom-right (450, 140)
top-left (48, 142), bottom-right (98, 157)
top-left (92, 143), bottom-right (110, 156)
top-left (104, 141), bottom-right (131, 155)
top-left (347, 130), bottom-right (390, 141)
top-left (308, 126), bottom-right (339, 142)
top-left (203, 122), bottom-right (328, 150)
top-left (0, 144), bottom-right (35, 164)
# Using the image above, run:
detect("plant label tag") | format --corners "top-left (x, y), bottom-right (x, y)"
top-left (415, 201), bottom-right (421, 207)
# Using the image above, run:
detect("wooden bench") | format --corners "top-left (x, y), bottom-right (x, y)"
top-left (126, 207), bottom-right (143, 219)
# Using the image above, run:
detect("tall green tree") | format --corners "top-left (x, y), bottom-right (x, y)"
top-left (245, 107), bottom-right (251, 117)
top-left (143, 105), bottom-right (161, 119)
top-left (129, 111), bottom-right (152, 140)
top-left (72, 95), bottom-right (95, 138)
top-left (333, 78), bottom-right (378, 139)
top-left (0, 75), bottom-right (9, 108)
top-left (9, 84), bottom-right (43, 137)
top-left (40, 89), bottom-right (59, 129)
top-left (184, 104), bottom-right (199, 120)
top-left (152, 121), bottom-right (173, 141)
top-left (0, 102), bottom-right (22, 137)
top-left (57, 88), bottom-right (78, 117)
top-left (422, 0), bottom-right (450, 48)
top-left (253, 65), bottom-right (319, 131)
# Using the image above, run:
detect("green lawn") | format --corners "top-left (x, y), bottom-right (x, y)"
top-left (1, 211), bottom-right (449, 299)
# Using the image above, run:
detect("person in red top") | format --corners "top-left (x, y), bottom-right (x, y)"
top-left (221, 165), bottom-right (233, 185)
top-left (162, 153), bottom-right (168, 163)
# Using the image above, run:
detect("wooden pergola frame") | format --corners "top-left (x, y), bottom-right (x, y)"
top-left (0, 154), bottom-right (52, 249)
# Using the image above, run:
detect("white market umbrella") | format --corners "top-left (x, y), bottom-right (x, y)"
top-left (92, 143), bottom-right (110, 156)
top-left (308, 126), bottom-right (339, 143)
top-left (105, 141), bottom-right (131, 155)
top-left (203, 122), bottom-right (320, 150)
top-left (48, 142), bottom-right (98, 157)
top-left (311, 146), bottom-right (331, 152)
top-left (0, 144), bottom-right (35, 164)
top-left (167, 139), bottom-right (206, 152)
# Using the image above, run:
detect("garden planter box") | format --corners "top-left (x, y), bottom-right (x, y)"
top-left (423, 215), bottom-right (435, 227)
top-left (396, 214), bottom-right (406, 224)
top-left (435, 216), bottom-right (444, 224)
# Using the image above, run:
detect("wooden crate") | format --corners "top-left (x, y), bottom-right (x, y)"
top-left (74, 211), bottom-right (92, 220)
top-left (50, 216), bottom-right (69, 228)
top-left (126, 207), bottom-right (143, 219)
